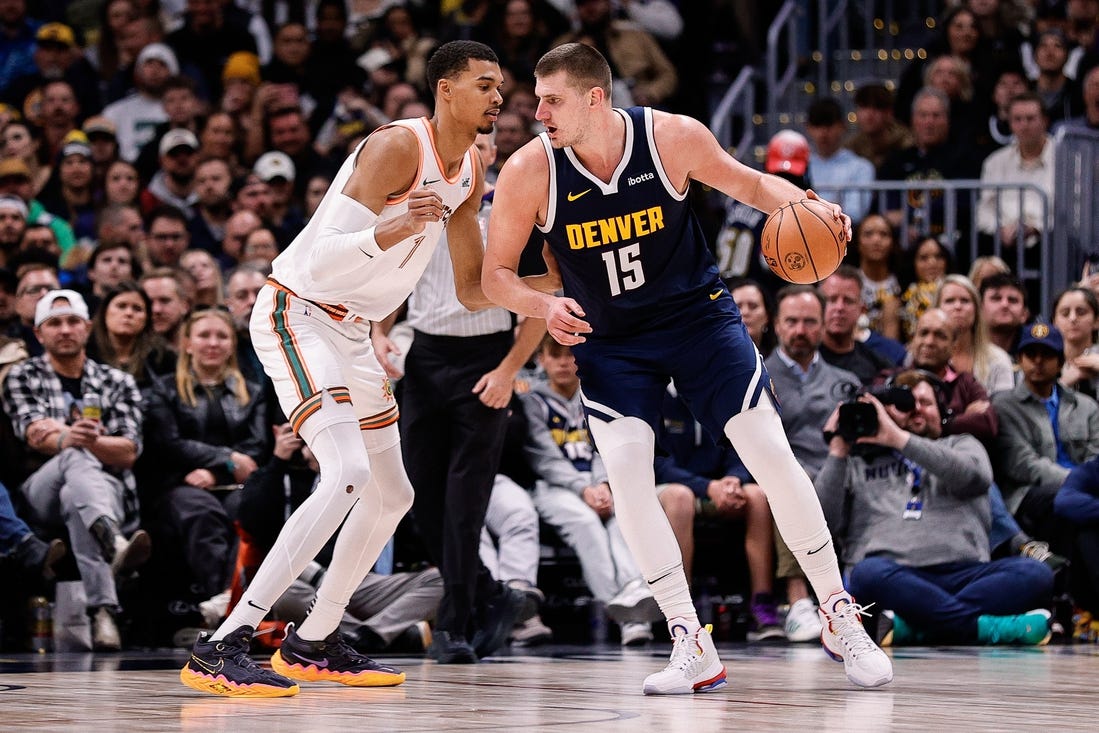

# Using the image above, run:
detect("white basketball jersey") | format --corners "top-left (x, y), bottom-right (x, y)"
top-left (269, 117), bottom-right (479, 321)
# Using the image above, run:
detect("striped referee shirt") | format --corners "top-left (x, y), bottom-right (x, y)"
top-left (405, 203), bottom-right (513, 337)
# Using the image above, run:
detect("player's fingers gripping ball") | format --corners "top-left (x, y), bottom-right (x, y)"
top-left (761, 198), bottom-right (848, 284)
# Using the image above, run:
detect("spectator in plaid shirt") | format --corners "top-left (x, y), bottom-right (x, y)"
top-left (1, 289), bottom-right (150, 651)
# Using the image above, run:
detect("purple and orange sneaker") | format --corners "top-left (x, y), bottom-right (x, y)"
top-left (180, 625), bottom-right (299, 697)
top-left (270, 624), bottom-right (406, 687)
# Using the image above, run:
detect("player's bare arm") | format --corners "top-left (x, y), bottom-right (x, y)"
top-left (655, 112), bottom-right (851, 241)
top-left (343, 126), bottom-right (446, 247)
top-left (447, 152), bottom-right (495, 310)
top-left (484, 140), bottom-right (591, 345)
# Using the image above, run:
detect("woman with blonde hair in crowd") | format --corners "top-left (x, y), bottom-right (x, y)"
top-left (140, 307), bottom-right (268, 627)
top-left (88, 281), bottom-right (175, 388)
top-left (1053, 285), bottom-right (1099, 400)
top-left (967, 255), bottom-right (1010, 289)
top-left (180, 249), bottom-right (225, 309)
top-left (935, 273), bottom-right (1014, 392)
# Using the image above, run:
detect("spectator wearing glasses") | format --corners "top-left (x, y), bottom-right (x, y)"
top-left (9, 264), bottom-right (60, 356)
top-left (145, 205), bottom-right (191, 270)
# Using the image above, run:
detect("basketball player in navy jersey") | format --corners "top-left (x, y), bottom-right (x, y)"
top-left (483, 43), bottom-right (893, 694)
top-left (179, 41), bottom-right (559, 698)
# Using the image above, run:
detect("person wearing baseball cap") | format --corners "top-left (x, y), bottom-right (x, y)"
top-left (100, 43), bottom-right (180, 162)
top-left (253, 150), bottom-right (303, 249)
top-left (5, 22), bottom-right (102, 120)
top-left (992, 320), bottom-right (1099, 540)
top-left (139, 128), bottom-right (200, 217)
top-left (3, 286), bottom-right (151, 651)
top-left (765, 129), bottom-right (811, 183)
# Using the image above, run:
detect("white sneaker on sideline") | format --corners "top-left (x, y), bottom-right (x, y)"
top-left (784, 597), bottom-right (823, 642)
top-left (620, 621), bottom-right (653, 647)
top-left (819, 595), bottom-right (894, 688)
top-left (199, 589), bottom-right (231, 628)
top-left (607, 578), bottom-right (661, 623)
top-left (642, 618), bottom-right (727, 695)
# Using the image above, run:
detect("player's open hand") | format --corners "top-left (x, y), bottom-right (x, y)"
top-left (805, 189), bottom-right (852, 243)
top-left (403, 188), bottom-right (445, 234)
top-left (546, 297), bottom-right (591, 346)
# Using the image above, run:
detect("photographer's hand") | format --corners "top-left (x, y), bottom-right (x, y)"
top-left (855, 395), bottom-right (910, 450)
top-left (822, 405), bottom-right (850, 458)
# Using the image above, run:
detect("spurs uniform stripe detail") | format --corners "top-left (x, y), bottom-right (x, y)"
top-left (270, 288), bottom-right (317, 402)
top-left (359, 406), bottom-right (400, 431)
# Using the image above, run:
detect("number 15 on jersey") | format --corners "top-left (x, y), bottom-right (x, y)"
top-left (601, 242), bottom-right (646, 297)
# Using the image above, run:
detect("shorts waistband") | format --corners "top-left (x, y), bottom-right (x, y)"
top-left (266, 278), bottom-right (365, 323)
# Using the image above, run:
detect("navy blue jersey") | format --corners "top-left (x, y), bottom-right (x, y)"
top-left (537, 107), bottom-right (729, 337)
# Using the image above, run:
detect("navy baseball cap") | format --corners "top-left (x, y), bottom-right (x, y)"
top-left (1017, 322), bottom-right (1064, 357)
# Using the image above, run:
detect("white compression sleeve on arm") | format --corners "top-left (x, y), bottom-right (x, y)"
top-left (308, 193), bottom-right (384, 278)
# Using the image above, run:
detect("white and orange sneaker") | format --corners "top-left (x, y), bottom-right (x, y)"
top-left (819, 594), bottom-right (894, 688)
top-left (641, 618), bottom-right (727, 695)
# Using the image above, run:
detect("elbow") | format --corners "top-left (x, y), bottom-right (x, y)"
top-left (456, 283), bottom-right (491, 312)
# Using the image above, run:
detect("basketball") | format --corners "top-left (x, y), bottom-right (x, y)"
top-left (760, 199), bottom-right (847, 284)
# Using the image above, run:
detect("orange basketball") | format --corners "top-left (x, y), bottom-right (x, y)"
top-left (760, 199), bottom-right (848, 284)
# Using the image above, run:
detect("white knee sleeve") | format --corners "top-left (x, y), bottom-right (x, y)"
top-left (724, 403), bottom-right (844, 600)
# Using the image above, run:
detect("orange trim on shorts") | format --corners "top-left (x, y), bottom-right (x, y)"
top-left (358, 405), bottom-right (399, 430)
top-left (288, 392), bottom-right (324, 434)
top-left (266, 278), bottom-right (361, 323)
top-left (327, 387), bottom-right (352, 404)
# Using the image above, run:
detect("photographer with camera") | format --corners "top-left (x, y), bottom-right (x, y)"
top-left (817, 370), bottom-right (1055, 646)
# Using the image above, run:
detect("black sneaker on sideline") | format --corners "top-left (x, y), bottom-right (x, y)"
top-left (180, 626), bottom-right (299, 697)
top-left (271, 624), bottom-right (406, 686)
top-left (472, 584), bottom-right (526, 658)
top-left (429, 630), bottom-right (478, 664)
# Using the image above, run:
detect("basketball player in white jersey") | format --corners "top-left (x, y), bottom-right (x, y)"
top-left (180, 41), bottom-right (558, 698)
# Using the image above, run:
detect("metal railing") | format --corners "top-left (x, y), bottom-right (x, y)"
top-left (710, 66), bottom-right (755, 159)
top-left (1053, 127), bottom-right (1099, 295)
top-left (818, 179), bottom-right (1054, 309)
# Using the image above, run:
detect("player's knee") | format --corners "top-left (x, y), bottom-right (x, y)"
top-left (659, 483), bottom-right (695, 517)
top-left (335, 452), bottom-right (373, 495)
top-left (382, 474), bottom-right (415, 517)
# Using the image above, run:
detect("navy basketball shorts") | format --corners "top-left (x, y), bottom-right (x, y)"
top-left (573, 308), bottom-right (774, 442)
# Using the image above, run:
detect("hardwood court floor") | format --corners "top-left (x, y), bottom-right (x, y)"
top-left (1, 642), bottom-right (1095, 731)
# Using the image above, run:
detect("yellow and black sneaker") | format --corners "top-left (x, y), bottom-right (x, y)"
top-left (271, 624), bottom-right (406, 687)
top-left (180, 625), bottom-right (299, 697)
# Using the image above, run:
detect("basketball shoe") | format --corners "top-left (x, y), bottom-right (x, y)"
top-left (977, 609), bottom-right (1052, 646)
top-left (819, 594), bottom-right (893, 688)
top-left (270, 624), bottom-right (406, 686)
top-left (180, 625), bottom-right (299, 697)
top-left (641, 618), bottom-right (727, 695)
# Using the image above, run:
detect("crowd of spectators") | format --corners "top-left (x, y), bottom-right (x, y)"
top-left (2, 0), bottom-right (1099, 653)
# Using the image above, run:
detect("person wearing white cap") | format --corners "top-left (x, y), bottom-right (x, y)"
top-left (142, 128), bottom-right (200, 218)
top-left (1, 289), bottom-right (150, 651)
top-left (253, 151), bottom-right (301, 249)
top-left (101, 43), bottom-right (179, 162)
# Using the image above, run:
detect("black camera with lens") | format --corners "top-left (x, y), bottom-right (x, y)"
top-left (834, 385), bottom-right (915, 442)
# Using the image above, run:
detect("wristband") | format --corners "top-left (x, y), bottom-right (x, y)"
top-left (57, 430), bottom-right (68, 452)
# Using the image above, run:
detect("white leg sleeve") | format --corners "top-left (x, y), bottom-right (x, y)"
top-left (724, 403), bottom-right (845, 602)
top-left (587, 416), bottom-right (695, 622)
top-left (297, 426), bottom-right (414, 640)
top-left (214, 413), bottom-right (370, 640)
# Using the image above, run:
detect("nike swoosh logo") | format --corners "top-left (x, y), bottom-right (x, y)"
top-left (190, 655), bottom-right (224, 675)
top-left (422, 178), bottom-right (440, 186)
top-left (247, 599), bottom-right (269, 612)
top-left (709, 290), bottom-right (723, 300)
top-left (806, 541), bottom-right (829, 555)
top-left (567, 189), bottom-right (592, 202)
top-left (358, 247), bottom-right (374, 259)
top-left (293, 654), bottom-right (329, 669)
